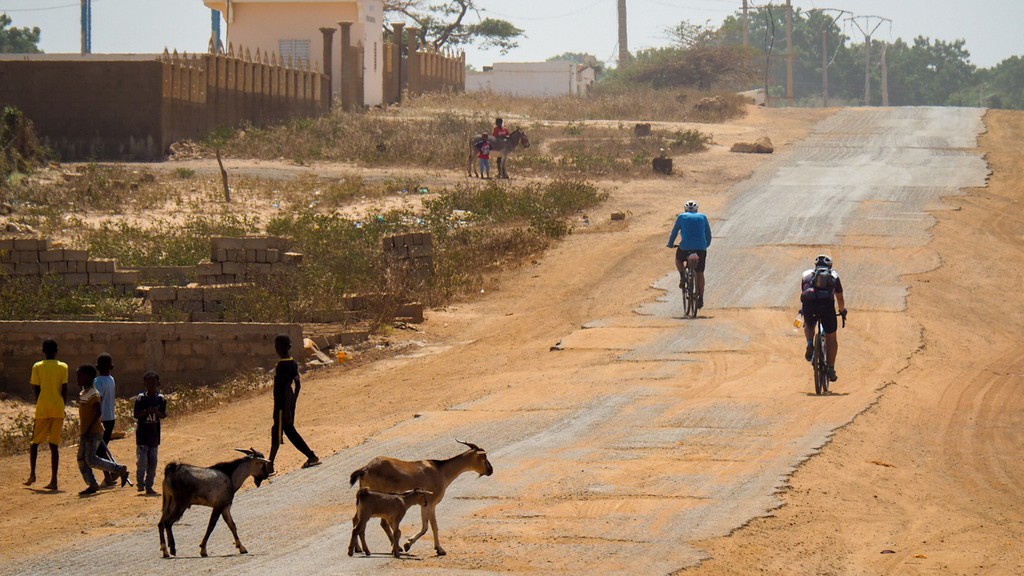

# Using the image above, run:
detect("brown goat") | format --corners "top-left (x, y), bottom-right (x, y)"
top-left (349, 439), bottom-right (493, 556)
top-left (347, 488), bottom-right (433, 558)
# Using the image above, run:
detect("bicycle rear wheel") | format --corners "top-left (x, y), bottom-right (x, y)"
top-left (682, 270), bottom-right (697, 318)
top-left (813, 331), bottom-right (828, 395)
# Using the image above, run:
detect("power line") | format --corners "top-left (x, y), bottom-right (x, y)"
top-left (0, 1), bottom-right (102, 12)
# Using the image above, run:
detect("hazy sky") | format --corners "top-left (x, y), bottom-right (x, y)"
top-left (2, 0), bottom-right (1021, 69)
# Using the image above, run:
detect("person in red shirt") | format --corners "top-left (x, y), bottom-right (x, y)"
top-left (492, 117), bottom-right (510, 139)
top-left (477, 133), bottom-right (492, 178)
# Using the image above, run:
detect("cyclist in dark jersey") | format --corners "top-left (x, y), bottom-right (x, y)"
top-left (269, 334), bottom-right (320, 469)
top-left (800, 254), bottom-right (847, 382)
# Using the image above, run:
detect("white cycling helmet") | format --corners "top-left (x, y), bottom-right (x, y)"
top-left (684, 200), bottom-right (699, 213)
top-left (814, 254), bottom-right (833, 268)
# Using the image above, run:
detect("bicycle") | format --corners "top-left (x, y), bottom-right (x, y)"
top-left (670, 246), bottom-right (700, 319)
top-left (810, 310), bottom-right (847, 395)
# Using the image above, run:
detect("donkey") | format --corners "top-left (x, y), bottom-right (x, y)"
top-left (467, 129), bottom-right (531, 179)
top-left (158, 448), bottom-right (273, 558)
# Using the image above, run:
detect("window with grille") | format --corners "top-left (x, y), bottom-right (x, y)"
top-left (278, 39), bottom-right (311, 67)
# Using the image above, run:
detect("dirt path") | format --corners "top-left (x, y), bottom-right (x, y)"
top-left (1, 106), bottom-right (1020, 575)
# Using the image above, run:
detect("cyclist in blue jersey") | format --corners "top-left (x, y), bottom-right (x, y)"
top-left (667, 200), bottom-right (713, 308)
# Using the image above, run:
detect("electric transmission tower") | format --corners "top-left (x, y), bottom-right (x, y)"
top-left (617, 0), bottom-right (630, 66)
top-left (847, 15), bottom-right (891, 106)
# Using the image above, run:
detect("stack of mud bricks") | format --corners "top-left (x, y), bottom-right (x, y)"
top-left (0, 237), bottom-right (140, 295)
top-left (382, 232), bottom-right (434, 281)
top-left (197, 236), bottom-right (302, 284)
top-left (145, 284), bottom-right (236, 322)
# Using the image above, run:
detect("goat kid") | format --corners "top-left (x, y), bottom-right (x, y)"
top-left (349, 439), bottom-right (493, 556)
top-left (348, 488), bottom-right (433, 558)
top-left (158, 448), bottom-right (273, 558)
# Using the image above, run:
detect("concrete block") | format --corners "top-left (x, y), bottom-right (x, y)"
top-left (88, 272), bottom-right (113, 285)
top-left (49, 261), bottom-right (68, 274)
top-left (0, 238), bottom-right (14, 251)
top-left (64, 249), bottom-right (89, 262)
top-left (0, 250), bottom-right (11, 263)
top-left (228, 249), bottom-right (245, 262)
top-left (266, 248), bottom-right (280, 263)
top-left (147, 286), bottom-right (177, 301)
top-left (15, 250), bottom-right (39, 263)
top-left (112, 270), bottom-right (140, 285)
top-left (214, 248), bottom-right (227, 262)
top-left (13, 239), bottom-right (39, 250)
top-left (194, 310), bottom-right (223, 321)
top-left (282, 252), bottom-right (303, 265)
top-left (255, 249), bottom-right (267, 263)
top-left (211, 237), bottom-right (244, 251)
top-left (14, 262), bottom-right (39, 274)
top-left (203, 300), bottom-right (225, 313)
top-left (64, 273), bottom-right (88, 286)
top-left (196, 262), bottom-right (221, 276)
top-left (381, 237), bottom-right (394, 250)
top-left (397, 302), bottom-right (424, 323)
top-left (177, 287), bottom-right (203, 301)
top-left (221, 261), bottom-right (242, 275)
top-left (245, 249), bottom-right (257, 262)
top-left (39, 249), bottom-right (64, 263)
top-left (243, 237), bottom-right (269, 251)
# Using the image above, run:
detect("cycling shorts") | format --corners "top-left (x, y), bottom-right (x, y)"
top-left (675, 249), bottom-right (707, 273)
top-left (802, 300), bottom-right (838, 334)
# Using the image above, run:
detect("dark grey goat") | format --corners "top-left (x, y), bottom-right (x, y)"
top-left (348, 487), bottom-right (433, 558)
top-left (158, 448), bottom-right (274, 558)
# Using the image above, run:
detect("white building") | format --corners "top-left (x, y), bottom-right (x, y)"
top-left (466, 61), bottom-right (596, 98)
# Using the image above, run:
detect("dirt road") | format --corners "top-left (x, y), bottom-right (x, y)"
top-left (2, 106), bottom-right (1020, 575)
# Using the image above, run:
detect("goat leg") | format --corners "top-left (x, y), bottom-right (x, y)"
top-left (429, 510), bottom-right (446, 556)
top-left (391, 526), bottom-right (402, 558)
top-left (200, 507), bottom-right (223, 557)
top-left (222, 508), bottom-right (247, 554)
top-left (403, 505), bottom-right (430, 552)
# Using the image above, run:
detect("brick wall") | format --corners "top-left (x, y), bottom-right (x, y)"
top-left (0, 321), bottom-right (301, 398)
top-left (0, 237), bottom-right (139, 295)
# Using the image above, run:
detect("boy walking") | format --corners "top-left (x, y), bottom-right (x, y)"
top-left (133, 371), bottom-right (166, 495)
top-left (269, 334), bottom-right (320, 469)
top-left (93, 353), bottom-right (117, 486)
top-left (25, 338), bottom-right (68, 491)
top-left (76, 364), bottom-right (130, 496)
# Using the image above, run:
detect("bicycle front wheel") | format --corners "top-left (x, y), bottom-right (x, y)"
top-left (813, 332), bottom-right (827, 395)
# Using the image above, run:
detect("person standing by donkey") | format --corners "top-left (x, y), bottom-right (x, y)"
top-left (269, 334), bottom-right (321, 470)
top-left (133, 371), bottom-right (167, 495)
top-left (76, 364), bottom-right (130, 496)
top-left (93, 353), bottom-right (118, 486)
top-left (477, 133), bottom-right (492, 179)
top-left (24, 338), bottom-right (68, 491)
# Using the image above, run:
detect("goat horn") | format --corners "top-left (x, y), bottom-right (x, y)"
top-left (234, 448), bottom-right (253, 456)
top-left (455, 438), bottom-right (481, 451)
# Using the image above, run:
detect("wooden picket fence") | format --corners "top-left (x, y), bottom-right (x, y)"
top-left (160, 45), bottom-right (327, 146)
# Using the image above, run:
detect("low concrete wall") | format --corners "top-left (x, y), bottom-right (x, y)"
top-left (0, 321), bottom-right (301, 398)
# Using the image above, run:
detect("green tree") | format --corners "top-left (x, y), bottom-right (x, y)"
top-left (0, 14), bottom-right (43, 53)
top-left (610, 21), bottom-right (755, 90)
top-left (547, 52), bottom-right (604, 76)
top-left (386, 0), bottom-right (523, 53)
top-left (883, 36), bottom-right (976, 106)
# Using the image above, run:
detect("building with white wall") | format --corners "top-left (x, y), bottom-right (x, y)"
top-left (466, 61), bottom-right (596, 98)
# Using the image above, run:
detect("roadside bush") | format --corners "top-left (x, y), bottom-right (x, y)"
top-left (81, 213), bottom-right (263, 266)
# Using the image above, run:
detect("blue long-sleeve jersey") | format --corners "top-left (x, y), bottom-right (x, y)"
top-left (667, 212), bottom-right (712, 250)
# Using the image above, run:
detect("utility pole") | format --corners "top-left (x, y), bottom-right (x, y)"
top-left (80, 0), bottom-right (92, 54)
top-left (617, 0), bottom-right (631, 66)
top-left (880, 43), bottom-right (889, 106)
top-left (742, 0), bottom-right (749, 48)
top-left (785, 0), bottom-right (794, 106)
top-left (847, 15), bottom-right (890, 106)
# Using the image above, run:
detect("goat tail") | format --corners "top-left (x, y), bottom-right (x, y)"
top-left (349, 467), bottom-right (365, 487)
